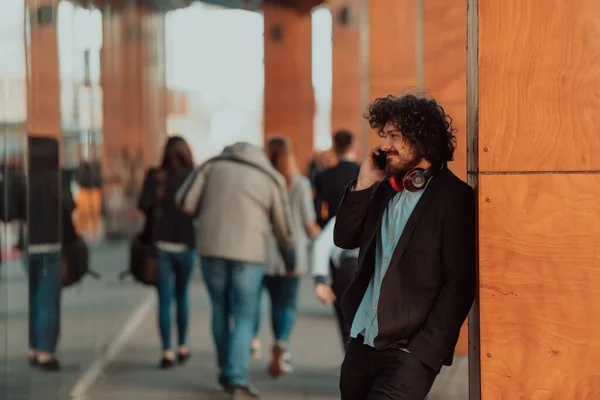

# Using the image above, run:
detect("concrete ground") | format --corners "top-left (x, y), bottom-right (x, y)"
top-left (0, 242), bottom-right (469, 399)
top-left (87, 271), bottom-right (469, 400)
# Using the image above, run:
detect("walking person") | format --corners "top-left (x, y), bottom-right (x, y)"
top-left (335, 94), bottom-right (476, 399)
top-left (9, 136), bottom-right (73, 371)
top-left (138, 136), bottom-right (196, 369)
top-left (252, 136), bottom-right (320, 378)
top-left (176, 142), bottom-right (295, 399)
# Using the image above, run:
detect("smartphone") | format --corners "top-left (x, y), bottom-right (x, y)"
top-left (372, 151), bottom-right (388, 170)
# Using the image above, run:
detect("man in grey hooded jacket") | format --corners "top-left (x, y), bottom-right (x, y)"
top-left (176, 142), bottom-right (295, 399)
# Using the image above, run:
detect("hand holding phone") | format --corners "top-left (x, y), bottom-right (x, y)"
top-left (354, 147), bottom-right (387, 191)
top-left (373, 151), bottom-right (388, 170)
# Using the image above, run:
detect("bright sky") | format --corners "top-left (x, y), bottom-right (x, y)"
top-left (0, 1), bottom-right (333, 149)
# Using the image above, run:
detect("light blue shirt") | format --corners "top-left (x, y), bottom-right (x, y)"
top-left (350, 186), bottom-right (426, 347)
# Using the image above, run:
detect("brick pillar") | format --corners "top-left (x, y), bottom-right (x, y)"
top-left (468, 0), bottom-right (600, 398)
top-left (26, 0), bottom-right (60, 138)
top-left (263, 3), bottom-right (314, 171)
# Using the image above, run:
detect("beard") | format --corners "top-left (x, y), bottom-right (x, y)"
top-left (384, 148), bottom-right (422, 177)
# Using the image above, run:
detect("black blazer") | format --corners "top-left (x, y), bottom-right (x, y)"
top-left (333, 166), bottom-right (476, 372)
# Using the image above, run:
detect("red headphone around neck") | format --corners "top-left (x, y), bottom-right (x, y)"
top-left (389, 167), bottom-right (434, 192)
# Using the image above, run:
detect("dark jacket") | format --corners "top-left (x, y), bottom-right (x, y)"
top-left (138, 167), bottom-right (195, 248)
top-left (333, 166), bottom-right (476, 372)
top-left (4, 136), bottom-right (76, 246)
top-left (314, 160), bottom-right (360, 227)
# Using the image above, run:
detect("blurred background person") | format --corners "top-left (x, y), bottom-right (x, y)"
top-left (311, 216), bottom-right (358, 350)
top-left (313, 130), bottom-right (360, 228)
top-left (307, 149), bottom-right (338, 227)
top-left (138, 136), bottom-right (196, 369)
top-left (252, 136), bottom-right (320, 378)
top-left (176, 142), bottom-right (295, 399)
top-left (12, 136), bottom-right (75, 371)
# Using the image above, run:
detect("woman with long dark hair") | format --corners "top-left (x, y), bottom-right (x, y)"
top-left (252, 136), bottom-right (320, 377)
top-left (138, 136), bottom-right (196, 368)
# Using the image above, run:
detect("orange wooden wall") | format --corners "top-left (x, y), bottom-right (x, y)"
top-left (423, 0), bottom-right (467, 182)
top-left (263, 3), bottom-right (314, 171)
top-left (469, 0), bottom-right (600, 398)
top-left (368, 0), bottom-right (418, 151)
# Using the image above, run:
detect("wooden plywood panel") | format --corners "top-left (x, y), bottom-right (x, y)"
top-left (478, 0), bottom-right (600, 172)
top-left (264, 4), bottom-right (314, 170)
top-left (478, 174), bottom-right (600, 398)
top-left (423, 0), bottom-right (467, 181)
top-left (368, 0), bottom-right (418, 149)
top-left (369, 0), bottom-right (417, 100)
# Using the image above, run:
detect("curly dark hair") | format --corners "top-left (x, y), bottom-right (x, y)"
top-left (364, 94), bottom-right (457, 167)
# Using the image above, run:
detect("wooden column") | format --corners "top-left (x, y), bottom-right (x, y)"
top-left (140, 11), bottom-right (167, 168)
top-left (100, 8), bottom-right (125, 171)
top-left (421, 0), bottom-right (469, 355)
top-left (422, 0), bottom-right (467, 181)
top-left (468, 0), bottom-right (600, 398)
top-left (368, 0), bottom-right (418, 150)
top-left (263, 3), bottom-right (314, 170)
top-left (101, 4), bottom-right (166, 170)
top-left (26, 0), bottom-right (60, 139)
top-left (329, 0), bottom-right (365, 157)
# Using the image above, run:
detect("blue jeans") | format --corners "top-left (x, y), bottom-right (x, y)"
top-left (200, 257), bottom-right (264, 386)
top-left (253, 276), bottom-right (300, 343)
top-left (28, 251), bottom-right (61, 354)
top-left (156, 249), bottom-right (195, 350)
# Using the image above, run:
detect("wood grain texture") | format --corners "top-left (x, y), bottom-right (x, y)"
top-left (263, 3), bottom-right (314, 170)
top-left (423, 0), bottom-right (467, 181)
top-left (368, 0), bottom-right (417, 149)
top-left (478, 174), bottom-right (600, 399)
top-left (478, 0), bottom-right (600, 172)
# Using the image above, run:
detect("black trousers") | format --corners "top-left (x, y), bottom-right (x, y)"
top-left (330, 259), bottom-right (356, 350)
top-left (340, 338), bottom-right (438, 400)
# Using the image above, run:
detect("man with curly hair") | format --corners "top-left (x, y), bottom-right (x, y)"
top-left (334, 94), bottom-right (476, 399)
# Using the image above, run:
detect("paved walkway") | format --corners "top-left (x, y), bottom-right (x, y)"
top-left (0, 242), bottom-right (149, 400)
top-left (1, 241), bottom-right (469, 399)
top-left (87, 275), bottom-right (469, 399)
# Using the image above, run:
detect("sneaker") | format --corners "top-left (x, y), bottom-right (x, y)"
top-left (268, 344), bottom-right (293, 378)
top-left (230, 385), bottom-right (260, 399)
